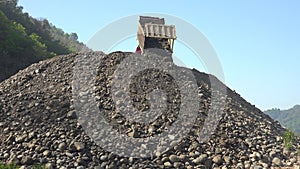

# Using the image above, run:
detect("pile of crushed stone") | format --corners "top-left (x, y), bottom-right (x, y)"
top-left (0, 51), bottom-right (299, 169)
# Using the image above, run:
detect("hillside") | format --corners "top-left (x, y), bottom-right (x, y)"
top-left (0, 0), bottom-right (89, 82)
top-left (0, 51), bottom-right (299, 168)
top-left (265, 105), bottom-right (300, 134)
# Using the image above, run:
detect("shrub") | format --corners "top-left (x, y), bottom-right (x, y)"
top-left (283, 130), bottom-right (294, 150)
top-left (0, 163), bottom-right (19, 169)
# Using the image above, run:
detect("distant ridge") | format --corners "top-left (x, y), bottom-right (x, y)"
top-left (265, 105), bottom-right (300, 134)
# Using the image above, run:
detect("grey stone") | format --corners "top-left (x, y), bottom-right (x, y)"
top-left (28, 131), bottom-right (36, 140)
top-left (169, 154), bottom-right (180, 162)
top-left (269, 150), bottom-right (276, 158)
top-left (21, 156), bottom-right (33, 165)
top-left (212, 155), bottom-right (222, 165)
top-left (173, 162), bottom-right (184, 168)
top-left (128, 130), bottom-right (139, 138)
top-left (65, 152), bottom-right (73, 157)
top-left (272, 157), bottom-right (282, 166)
top-left (94, 166), bottom-right (102, 169)
top-left (58, 142), bottom-right (67, 151)
top-left (43, 150), bottom-right (51, 157)
top-left (244, 161), bottom-right (251, 168)
top-left (100, 155), bottom-right (107, 161)
top-left (204, 159), bottom-right (212, 168)
top-left (253, 165), bottom-right (263, 169)
top-left (67, 110), bottom-right (77, 119)
top-left (164, 161), bottom-right (172, 167)
top-left (74, 142), bottom-right (85, 151)
top-left (223, 156), bottom-right (231, 164)
top-left (15, 134), bottom-right (27, 143)
top-left (193, 154), bottom-right (208, 164)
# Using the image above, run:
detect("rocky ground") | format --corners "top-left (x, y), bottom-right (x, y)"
top-left (0, 51), bottom-right (299, 169)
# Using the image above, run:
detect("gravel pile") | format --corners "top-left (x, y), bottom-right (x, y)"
top-left (0, 51), bottom-right (299, 169)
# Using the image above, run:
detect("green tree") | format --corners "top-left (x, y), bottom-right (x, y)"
top-left (69, 32), bottom-right (78, 41)
top-left (29, 33), bottom-right (48, 58)
top-left (0, 1), bottom-right (89, 81)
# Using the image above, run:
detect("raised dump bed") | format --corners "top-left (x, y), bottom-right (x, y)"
top-left (137, 16), bottom-right (176, 54)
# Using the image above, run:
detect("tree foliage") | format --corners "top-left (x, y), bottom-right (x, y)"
top-left (265, 105), bottom-right (300, 134)
top-left (0, 0), bottom-right (90, 81)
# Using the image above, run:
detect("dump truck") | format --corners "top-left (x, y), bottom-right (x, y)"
top-left (136, 16), bottom-right (176, 54)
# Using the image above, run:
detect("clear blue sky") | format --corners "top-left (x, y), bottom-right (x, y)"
top-left (18, 0), bottom-right (300, 111)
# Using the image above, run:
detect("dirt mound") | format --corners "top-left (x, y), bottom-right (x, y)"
top-left (0, 51), bottom-right (299, 168)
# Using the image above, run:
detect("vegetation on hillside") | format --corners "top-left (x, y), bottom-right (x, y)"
top-left (265, 105), bottom-right (300, 134)
top-left (0, 0), bottom-right (89, 81)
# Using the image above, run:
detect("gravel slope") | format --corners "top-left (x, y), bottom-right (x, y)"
top-left (0, 52), bottom-right (299, 169)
